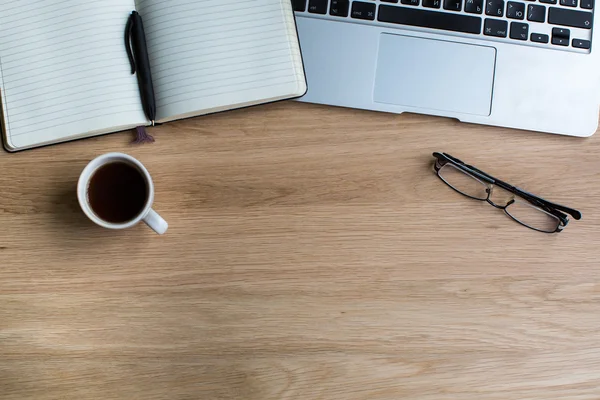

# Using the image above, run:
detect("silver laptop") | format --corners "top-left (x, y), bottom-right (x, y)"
top-left (293, 0), bottom-right (599, 137)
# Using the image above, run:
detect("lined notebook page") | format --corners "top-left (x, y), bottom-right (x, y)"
top-left (136, 0), bottom-right (306, 122)
top-left (0, 0), bottom-right (148, 150)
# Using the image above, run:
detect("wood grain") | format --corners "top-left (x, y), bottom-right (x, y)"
top-left (0, 102), bottom-right (599, 400)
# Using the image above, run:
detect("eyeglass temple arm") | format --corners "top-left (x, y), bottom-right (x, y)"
top-left (475, 172), bottom-right (580, 221)
top-left (441, 153), bottom-right (582, 220)
top-left (476, 171), bottom-right (581, 221)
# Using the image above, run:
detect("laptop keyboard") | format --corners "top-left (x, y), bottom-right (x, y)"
top-left (292, 0), bottom-right (594, 51)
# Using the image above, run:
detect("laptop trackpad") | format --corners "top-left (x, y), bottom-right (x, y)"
top-left (374, 34), bottom-right (496, 116)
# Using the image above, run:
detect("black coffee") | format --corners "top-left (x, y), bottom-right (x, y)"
top-left (88, 162), bottom-right (148, 223)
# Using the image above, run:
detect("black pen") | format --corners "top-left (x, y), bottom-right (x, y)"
top-left (125, 11), bottom-right (156, 125)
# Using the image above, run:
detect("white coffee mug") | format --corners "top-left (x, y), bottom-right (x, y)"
top-left (77, 153), bottom-right (168, 235)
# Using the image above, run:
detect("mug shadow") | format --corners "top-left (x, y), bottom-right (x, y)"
top-left (51, 183), bottom-right (90, 230)
top-left (48, 182), bottom-right (151, 252)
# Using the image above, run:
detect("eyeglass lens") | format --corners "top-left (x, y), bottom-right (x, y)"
top-left (438, 163), bottom-right (488, 200)
top-left (505, 199), bottom-right (560, 233)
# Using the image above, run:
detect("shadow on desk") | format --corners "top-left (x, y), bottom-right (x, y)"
top-left (45, 166), bottom-right (153, 256)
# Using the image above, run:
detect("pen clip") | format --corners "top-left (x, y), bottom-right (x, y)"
top-left (125, 12), bottom-right (136, 75)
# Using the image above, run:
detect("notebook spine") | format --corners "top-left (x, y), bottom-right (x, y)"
top-left (0, 59), bottom-right (10, 150)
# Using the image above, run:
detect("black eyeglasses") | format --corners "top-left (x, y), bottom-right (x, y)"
top-left (433, 152), bottom-right (582, 233)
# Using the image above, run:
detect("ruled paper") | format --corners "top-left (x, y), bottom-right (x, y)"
top-left (136, 0), bottom-right (306, 122)
top-left (0, 0), bottom-right (148, 150)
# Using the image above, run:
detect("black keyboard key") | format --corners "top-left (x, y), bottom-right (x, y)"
top-left (552, 36), bottom-right (569, 45)
top-left (465, 0), bottom-right (484, 12)
top-left (509, 21), bottom-right (529, 39)
top-left (293, 0), bottom-right (307, 11)
top-left (444, 0), bottom-right (463, 10)
top-left (527, 4), bottom-right (546, 21)
top-left (560, 0), bottom-right (578, 6)
top-left (548, 7), bottom-right (593, 28)
top-left (552, 27), bottom-right (570, 36)
top-left (308, 0), bottom-right (327, 13)
top-left (507, 1), bottom-right (526, 18)
top-left (486, 0), bottom-right (505, 16)
top-left (581, 0), bottom-right (593, 8)
top-left (540, 0), bottom-right (557, 4)
top-left (402, 0), bottom-right (421, 5)
top-left (552, 27), bottom-right (570, 45)
top-left (423, 0), bottom-right (442, 7)
top-left (531, 32), bottom-right (550, 42)
top-left (381, 0), bottom-right (399, 2)
top-left (573, 38), bottom-right (591, 48)
top-left (351, 1), bottom-right (376, 19)
top-left (330, 0), bottom-right (350, 16)
top-left (484, 18), bottom-right (509, 36)
top-left (378, 5), bottom-right (483, 33)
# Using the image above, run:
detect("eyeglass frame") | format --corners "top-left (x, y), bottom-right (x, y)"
top-left (433, 152), bottom-right (582, 233)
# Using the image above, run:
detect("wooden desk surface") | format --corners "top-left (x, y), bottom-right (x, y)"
top-left (1, 102), bottom-right (599, 400)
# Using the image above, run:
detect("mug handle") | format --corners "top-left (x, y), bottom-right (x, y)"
top-left (144, 209), bottom-right (168, 235)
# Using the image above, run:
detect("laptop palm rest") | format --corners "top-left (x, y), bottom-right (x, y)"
top-left (374, 34), bottom-right (496, 116)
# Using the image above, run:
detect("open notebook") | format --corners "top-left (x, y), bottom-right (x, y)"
top-left (0, 0), bottom-right (306, 151)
